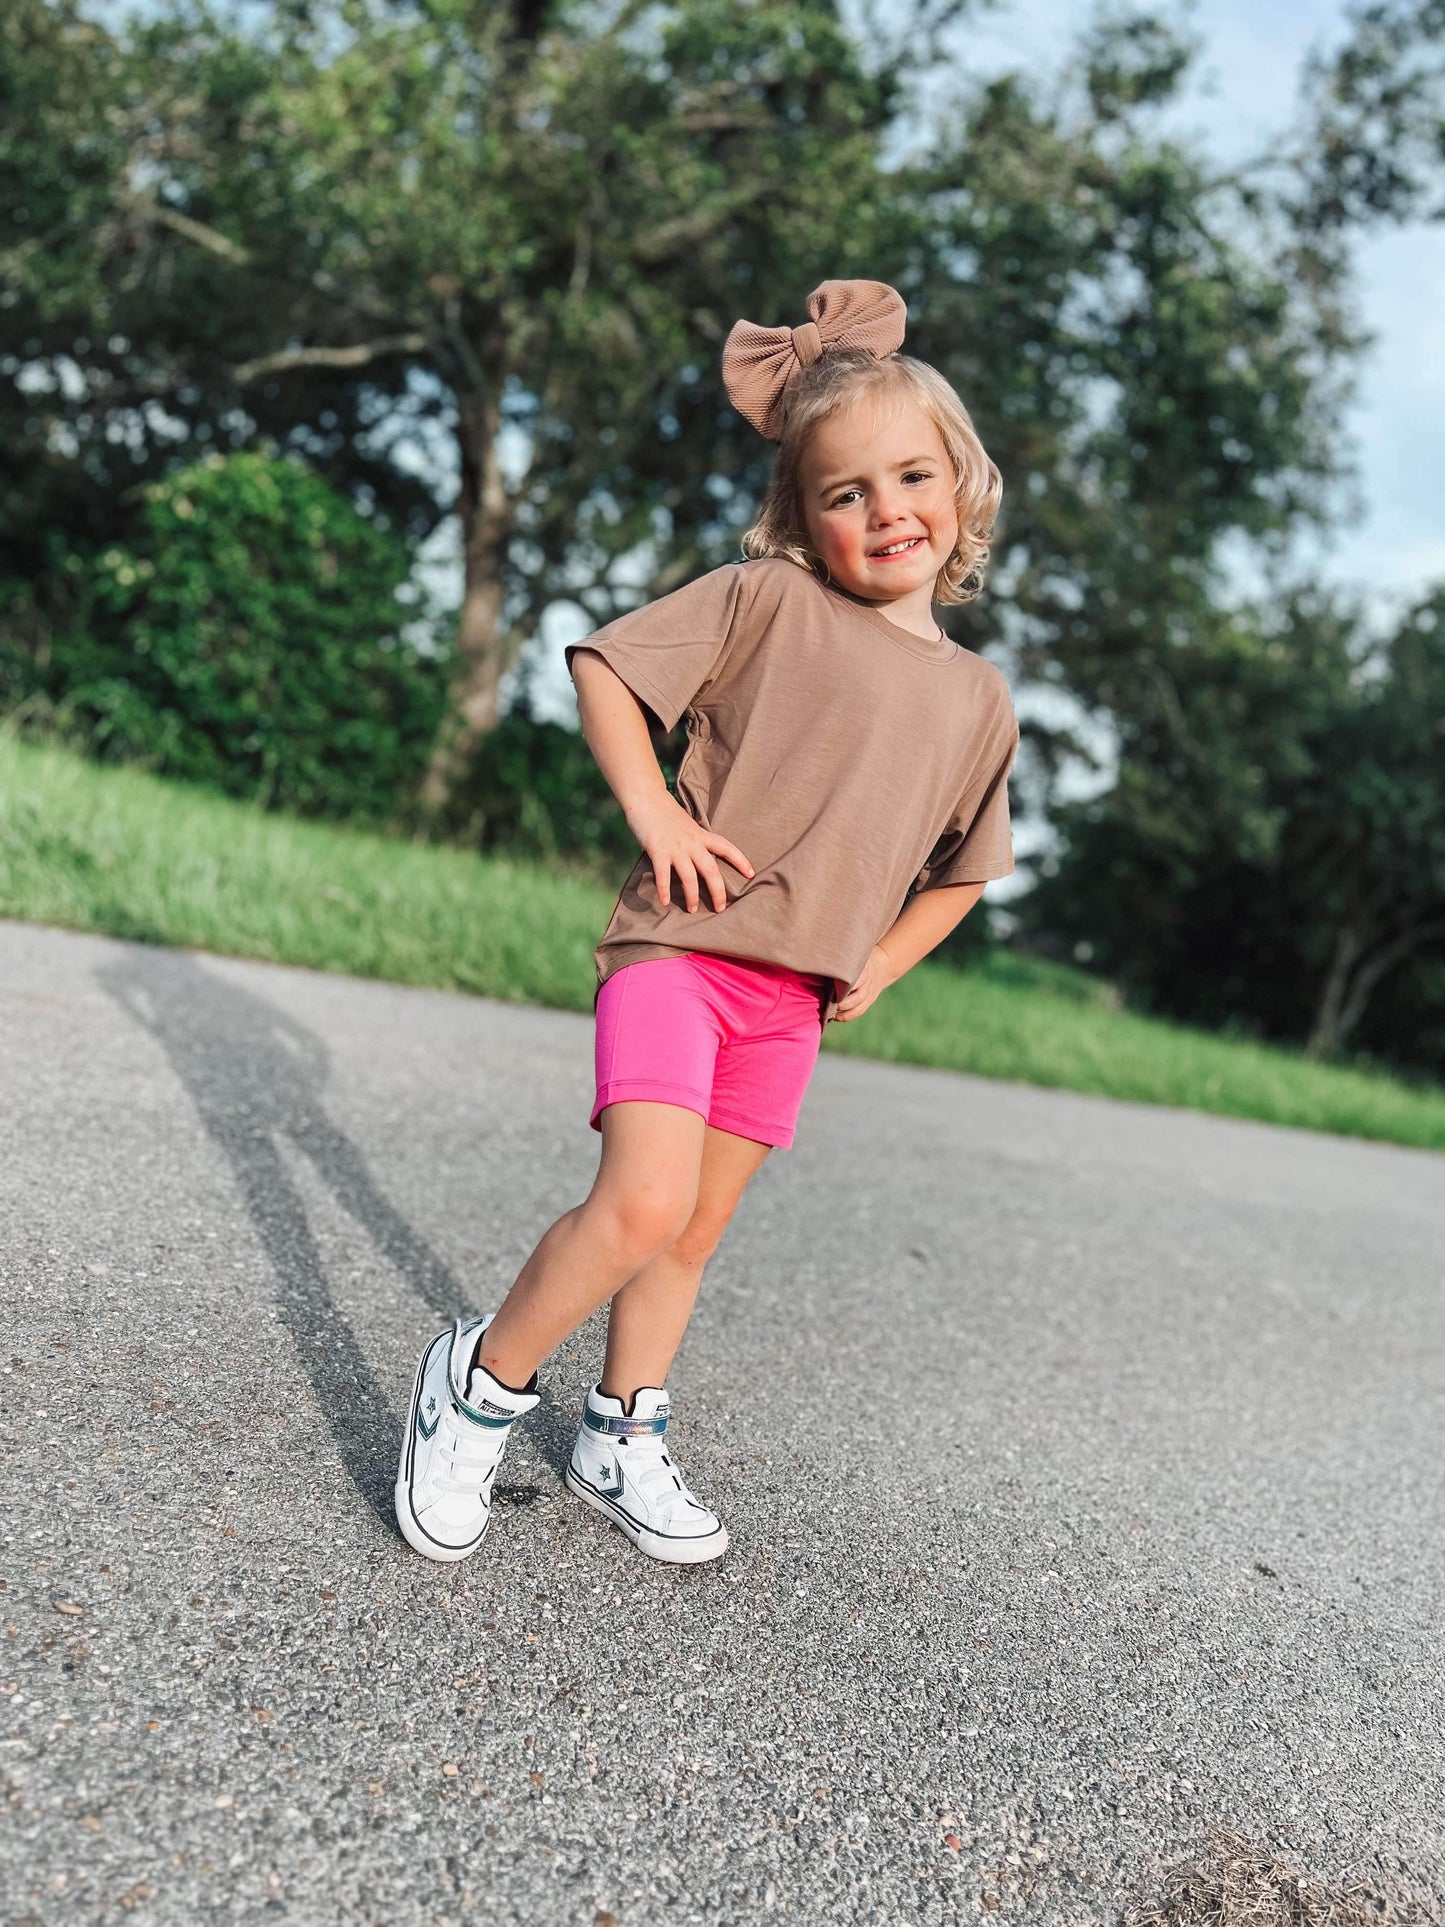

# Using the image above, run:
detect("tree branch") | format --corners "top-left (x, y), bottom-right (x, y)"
top-left (232, 335), bottom-right (428, 384)
top-left (1322, 907), bottom-right (1445, 1053)
top-left (126, 196), bottom-right (419, 336)
top-left (1198, 142), bottom-right (1314, 198)
top-left (632, 184), bottom-right (774, 265)
top-left (146, 202), bottom-right (251, 266)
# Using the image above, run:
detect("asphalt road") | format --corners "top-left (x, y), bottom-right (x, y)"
top-left (2, 919), bottom-right (1443, 1926)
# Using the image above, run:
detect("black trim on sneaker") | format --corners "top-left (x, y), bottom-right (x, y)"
top-left (401, 1331), bottom-right (489, 1558)
top-left (565, 1464), bottom-right (721, 1543)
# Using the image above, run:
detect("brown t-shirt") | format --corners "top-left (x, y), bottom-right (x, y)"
top-left (566, 555), bottom-right (1019, 1023)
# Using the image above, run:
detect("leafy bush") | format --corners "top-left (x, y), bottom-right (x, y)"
top-left (2, 452), bottom-right (450, 823)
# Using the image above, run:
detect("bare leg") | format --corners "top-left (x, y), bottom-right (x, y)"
top-left (477, 1101), bottom-right (707, 1388)
top-left (601, 1124), bottom-right (772, 1404)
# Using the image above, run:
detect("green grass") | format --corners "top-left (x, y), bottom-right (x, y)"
top-left (3, 728), bottom-right (1443, 1154)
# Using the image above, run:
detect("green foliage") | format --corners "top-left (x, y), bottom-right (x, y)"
top-left (1022, 588), bottom-right (1445, 1072)
top-left (4, 4), bottom-right (1364, 765)
top-left (2, 452), bottom-right (449, 822)
top-left (1298, 0), bottom-right (1445, 228)
top-left (901, 44), bottom-right (1362, 770)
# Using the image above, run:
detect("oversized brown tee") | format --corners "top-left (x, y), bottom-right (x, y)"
top-left (566, 556), bottom-right (1019, 1024)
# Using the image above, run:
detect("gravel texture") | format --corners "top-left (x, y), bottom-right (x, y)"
top-left (2, 920), bottom-right (1443, 1927)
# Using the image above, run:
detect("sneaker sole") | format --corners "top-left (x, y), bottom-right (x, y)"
top-left (563, 1464), bottom-right (729, 1565)
top-left (394, 1335), bottom-right (489, 1565)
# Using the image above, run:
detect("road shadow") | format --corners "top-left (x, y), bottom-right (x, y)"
top-left (94, 945), bottom-right (584, 1525)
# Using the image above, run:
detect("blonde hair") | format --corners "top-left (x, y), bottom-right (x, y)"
top-left (739, 350), bottom-right (1002, 606)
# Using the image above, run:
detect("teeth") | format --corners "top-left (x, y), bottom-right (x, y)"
top-left (874, 538), bottom-right (920, 556)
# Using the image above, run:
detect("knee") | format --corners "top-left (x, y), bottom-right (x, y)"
top-left (595, 1183), bottom-right (697, 1263)
top-left (669, 1210), bottom-right (729, 1272)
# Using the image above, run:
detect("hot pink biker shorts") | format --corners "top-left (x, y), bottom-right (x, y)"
top-left (591, 952), bottom-right (832, 1150)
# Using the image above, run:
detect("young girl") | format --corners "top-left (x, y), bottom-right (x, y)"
top-left (395, 278), bottom-right (1020, 1567)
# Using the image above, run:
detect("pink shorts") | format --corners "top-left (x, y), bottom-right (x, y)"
top-left (591, 953), bottom-right (831, 1150)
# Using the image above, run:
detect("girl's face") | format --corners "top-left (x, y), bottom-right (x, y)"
top-left (798, 394), bottom-right (959, 611)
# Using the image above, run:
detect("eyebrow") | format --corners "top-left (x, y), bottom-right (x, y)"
top-left (815, 456), bottom-right (938, 497)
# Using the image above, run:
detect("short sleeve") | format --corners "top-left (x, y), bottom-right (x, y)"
top-left (564, 564), bottom-right (751, 733)
top-left (912, 705), bottom-right (1021, 892)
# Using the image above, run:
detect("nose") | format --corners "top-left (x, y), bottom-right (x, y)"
top-left (870, 490), bottom-right (909, 528)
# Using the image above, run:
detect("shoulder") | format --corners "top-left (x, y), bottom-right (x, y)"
top-left (949, 645), bottom-right (1019, 750)
top-left (733, 553), bottom-right (827, 605)
top-left (734, 553), bottom-right (819, 587)
top-left (951, 644), bottom-right (1015, 710)
top-left (656, 554), bottom-right (825, 636)
top-left (654, 554), bottom-right (813, 618)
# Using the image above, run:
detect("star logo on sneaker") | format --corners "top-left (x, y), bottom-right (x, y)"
top-left (595, 1463), bottom-right (626, 1500)
top-left (417, 1395), bottom-right (441, 1442)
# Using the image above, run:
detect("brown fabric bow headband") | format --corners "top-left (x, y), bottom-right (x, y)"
top-left (721, 278), bottom-right (908, 441)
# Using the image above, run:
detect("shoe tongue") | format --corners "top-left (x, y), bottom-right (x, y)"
top-left (628, 1387), bottom-right (669, 1424)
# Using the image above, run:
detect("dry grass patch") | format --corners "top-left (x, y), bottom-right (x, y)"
top-left (1128, 1825), bottom-right (1438, 1927)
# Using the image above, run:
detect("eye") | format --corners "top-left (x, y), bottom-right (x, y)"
top-left (827, 488), bottom-right (861, 510)
top-left (904, 470), bottom-right (933, 484)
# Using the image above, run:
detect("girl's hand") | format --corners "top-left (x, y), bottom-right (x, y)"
top-left (832, 944), bottom-right (898, 1023)
top-left (627, 794), bottom-right (755, 913)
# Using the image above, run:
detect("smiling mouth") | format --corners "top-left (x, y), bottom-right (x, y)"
top-left (869, 536), bottom-right (926, 560)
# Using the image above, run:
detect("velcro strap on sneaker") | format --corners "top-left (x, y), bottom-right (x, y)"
top-left (583, 1409), bottom-right (668, 1438)
top-left (456, 1389), bottom-right (524, 1429)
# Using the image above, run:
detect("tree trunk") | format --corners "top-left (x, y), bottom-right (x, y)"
top-left (1306, 924), bottom-right (1362, 1059)
top-left (418, 388), bottom-right (513, 819)
top-left (1306, 913), bottom-right (1445, 1059)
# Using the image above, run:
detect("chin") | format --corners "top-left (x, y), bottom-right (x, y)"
top-left (865, 556), bottom-right (939, 592)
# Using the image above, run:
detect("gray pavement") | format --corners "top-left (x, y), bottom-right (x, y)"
top-left (2, 918), bottom-right (1443, 1927)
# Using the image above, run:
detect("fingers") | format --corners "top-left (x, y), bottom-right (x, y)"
top-left (649, 848), bottom-right (679, 910)
top-left (647, 849), bottom-right (700, 913)
top-left (709, 836), bottom-right (755, 880)
top-left (677, 854), bottom-right (704, 914)
top-left (694, 852), bottom-right (730, 914)
top-left (645, 829), bottom-right (754, 914)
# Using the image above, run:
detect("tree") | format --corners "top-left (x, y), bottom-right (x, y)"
top-left (1295, 0), bottom-right (1445, 229)
top-left (1294, 596), bottom-right (1445, 1058)
top-left (892, 9), bottom-right (1368, 808)
top-left (1019, 587), bottom-right (1445, 1065)
top-left (1001, 0), bottom-right (1445, 1069)
top-left (62, 0), bottom-right (934, 815)
top-left (9, 4), bottom-right (1361, 815)
top-left (5, 1), bottom-right (1432, 942)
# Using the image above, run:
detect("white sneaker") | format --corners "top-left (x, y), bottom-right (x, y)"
top-left (564, 1385), bottom-right (729, 1564)
top-left (394, 1315), bottom-right (539, 1563)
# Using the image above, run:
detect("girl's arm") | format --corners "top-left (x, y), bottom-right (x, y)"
top-left (571, 647), bottom-right (673, 820)
top-left (572, 649), bottom-right (755, 914)
top-left (833, 881), bottom-right (987, 1023)
top-left (874, 881), bottom-right (987, 983)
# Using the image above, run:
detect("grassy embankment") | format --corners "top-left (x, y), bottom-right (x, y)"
top-left (2, 729), bottom-right (1442, 1153)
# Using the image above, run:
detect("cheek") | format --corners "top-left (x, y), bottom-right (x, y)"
top-left (807, 515), bottom-right (864, 571)
top-left (929, 491), bottom-right (960, 549)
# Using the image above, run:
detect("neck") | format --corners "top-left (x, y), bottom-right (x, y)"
top-left (857, 579), bottom-right (942, 640)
